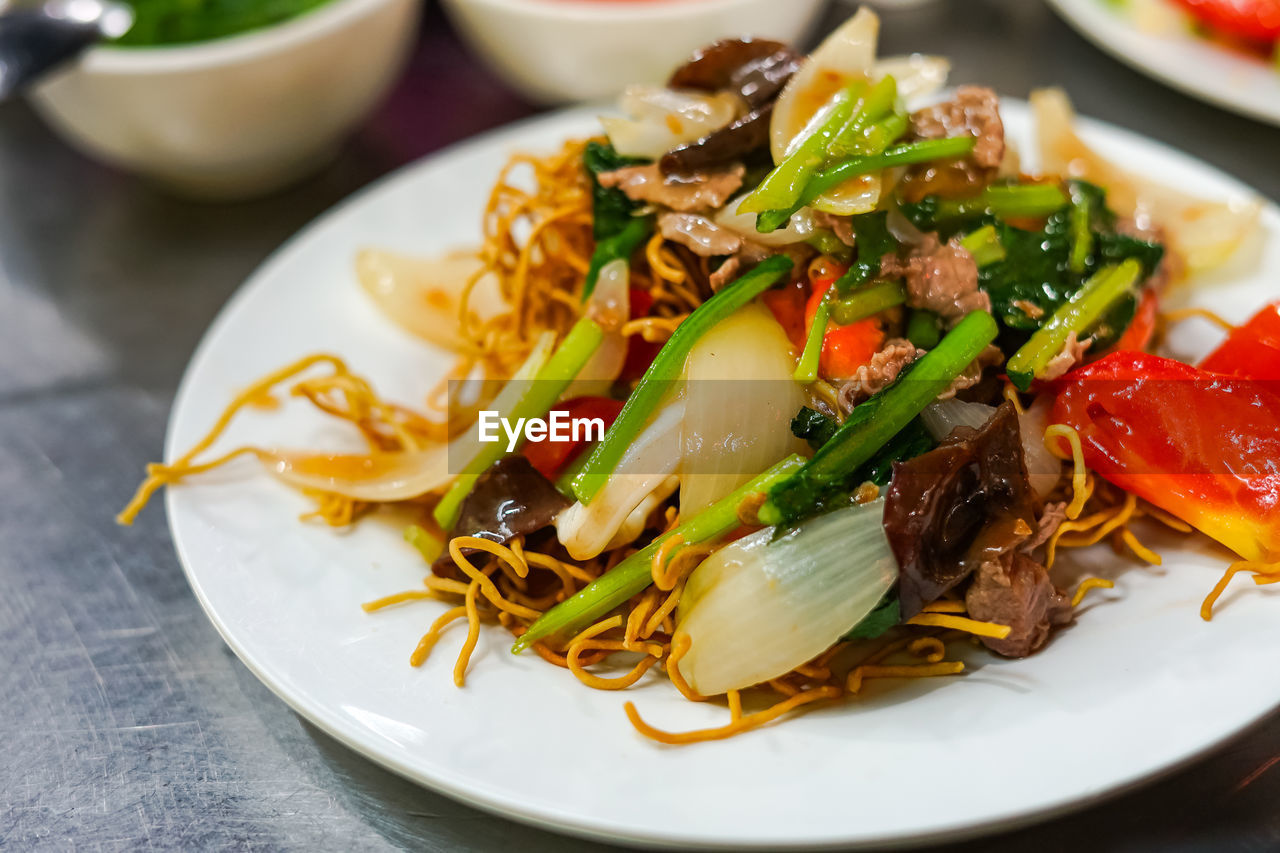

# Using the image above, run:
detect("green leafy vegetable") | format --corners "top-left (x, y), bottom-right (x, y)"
top-left (583, 141), bottom-right (644, 240)
top-left (833, 212), bottom-right (898, 294)
top-left (582, 216), bottom-right (652, 300)
top-left (842, 594), bottom-right (901, 640)
top-left (760, 311), bottom-right (998, 527)
top-left (1005, 259), bottom-right (1143, 390)
top-left (791, 406), bottom-right (838, 451)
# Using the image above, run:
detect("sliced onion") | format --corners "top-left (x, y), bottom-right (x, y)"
top-left (679, 303), bottom-right (808, 516)
top-left (770, 9), bottom-right (885, 216)
top-left (676, 499), bottom-right (897, 696)
top-left (715, 193), bottom-right (817, 246)
top-left (555, 397), bottom-right (687, 560)
top-left (1019, 395), bottom-right (1064, 500)
top-left (254, 334), bottom-right (559, 506)
top-left (770, 7), bottom-right (880, 165)
top-left (356, 249), bottom-right (505, 352)
top-left (921, 398), bottom-right (996, 441)
top-left (566, 259), bottom-right (630, 398)
top-left (602, 85), bottom-right (742, 160)
top-left (1031, 88), bottom-right (1261, 275)
top-left (264, 446), bottom-right (450, 503)
top-left (874, 54), bottom-right (950, 105)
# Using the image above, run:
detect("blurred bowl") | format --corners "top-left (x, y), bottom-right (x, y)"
top-left (440, 0), bottom-right (827, 105)
top-left (30, 0), bottom-right (421, 199)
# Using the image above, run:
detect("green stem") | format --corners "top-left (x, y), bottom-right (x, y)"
top-left (830, 280), bottom-right (905, 326)
top-left (404, 524), bottom-right (444, 563)
top-left (935, 183), bottom-right (1068, 221)
top-left (829, 76), bottom-right (898, 158)
top-left (959, 224), bottom-right (1006, 267)
top-left (572, 255), bottom-right (794, 504)
top-left (433, 316), bottom-right (605, 529)
top-left (582, 216), bottom-right (651, 300)
top-left (737, 88), bottom-right (857, 215)
top-left (906, 309), bottom-right (941, 349)
top-left (759, 310), bottom-right (999, 526)
top-left (756, 136), bottom-right (977, 233)
top-left (513, 454), bottom-right (807, 652)
top-left (1006, 260), bottom-right (1142, 391)
top-left (793, 298), bottom-right (829, 383)
top-left (1068, 190), bottom-right (1093, 274)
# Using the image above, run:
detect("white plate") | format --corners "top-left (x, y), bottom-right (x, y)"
top-left (1048, 0), bottom-right (1280, 126)
top-left (166, 102), bottom-right (1280, 849)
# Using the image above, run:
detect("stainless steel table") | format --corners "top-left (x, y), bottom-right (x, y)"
top-left (4, 1), bottom-right (1279, 849)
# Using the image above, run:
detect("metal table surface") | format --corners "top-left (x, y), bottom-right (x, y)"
top-left (3, 1), bottom-right (1279, 849)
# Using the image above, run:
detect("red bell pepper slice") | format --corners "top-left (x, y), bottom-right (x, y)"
top-left (1170, 0), bottom-right (1280, 43)
top-left (806, 282), bottom-right (884, 380)
top-left (1051, 351), bottom-right (1280, 561)
top-left (1108, 287), bottom-right (1159, 354)
top-left (1199, 301), bottom-right (1280, 380)
top-left (522, 396), bottom-right (625, 480)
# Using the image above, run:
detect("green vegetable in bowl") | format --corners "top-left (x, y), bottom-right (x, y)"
top-left (112, 0), bottom-right (335, 46)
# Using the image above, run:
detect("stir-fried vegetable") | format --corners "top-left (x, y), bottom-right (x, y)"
top-left (582, 216), bottom-right (652, 300)
top-left (830, 280), bottom-right (905, 325)
top-left (355, 249), bottom-right (505, 352)
top-left (675, 499), bottom-right (897, 695)
top-left (1051, 352), bottom-right (1280, 561)
top-left (833, 211), bottom-right (897, 294)
top-left (680, 303), bottom-right (808, 516)
top-left (572, 255), bottom-right (794, 503)
top-left (958, 224), bottom-right (1006, 268)
top-left (756, 136), bottom-right (977, 233)
top-left (792, 297), bottom-right (830, 384)
top-left (738, 83), bottom-right (861, 216)
top-left (514, 454), bottom-right (808, 651)
top-left (761, 310), bottom-right (999, 526)
top-left (1033, 88), bottom-right (1260, 274)
top-left (434, 317), bottom-right (605, 529)
top-left (1006, 259), bottom-right (1142, 390)
top-left (584, 141), bottom-right (644, 240)
top-left (1199, 301), bottom-right (1280, 379)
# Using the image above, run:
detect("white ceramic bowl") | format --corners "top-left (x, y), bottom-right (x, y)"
top-left (30, 0), bottom-right (421, 199)
top-left (440, 0), bottom-right (828, 105)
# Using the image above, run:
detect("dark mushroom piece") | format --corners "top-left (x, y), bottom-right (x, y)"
top-left (661, 38), bottom-right (803, 177)
top-left (432, 455), bottom-right (570, 577)
top-left (882, 402), bottom-right (1037, 618)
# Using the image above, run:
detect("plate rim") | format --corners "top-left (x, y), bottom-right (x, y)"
top-left (1046, 0), bottom-right (1280, 127)
top-left (163, 100), bottom-right (1280, 850)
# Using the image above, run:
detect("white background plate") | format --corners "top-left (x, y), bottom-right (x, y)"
top-left (1047, 0), bottom-right (1280, 127)
top-left (166, 102), bottom-right (1280, 849)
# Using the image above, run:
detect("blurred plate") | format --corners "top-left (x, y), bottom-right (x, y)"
top-left (1047, 0), bottom-right (1280, 126)
top-left (166, 101), bottom-right (1280, 848)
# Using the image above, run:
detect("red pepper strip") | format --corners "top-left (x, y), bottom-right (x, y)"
top-left (522, 396), bottom-right (625, 480)
top-left (1200, 301), bottom-right (1280, 380)
top-left (1108, 287), bottom-right (1159, 354)
top-left (805, 281), bottom-right (885, 380)
top-left (619, 287), bottom-right (663, 382)
top-left (1051, 351), bottom-right (1280, 561)
top-left (763, 283), bottom-right (809, 348)
top-left (1170, 0), bottom-right (1280, 42)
